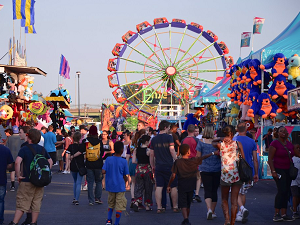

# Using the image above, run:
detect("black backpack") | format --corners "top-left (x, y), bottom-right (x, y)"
top-left (26, 145), bottom-right (52, 187)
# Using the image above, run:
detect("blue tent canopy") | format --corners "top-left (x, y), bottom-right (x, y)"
top-left (252, 12), bottom-right (300, 63)
top-left (193, 84), bottom-right (211, 107)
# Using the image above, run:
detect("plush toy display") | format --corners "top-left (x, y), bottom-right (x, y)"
top-left (260, 53), bottom-right (288, 78)
top-left (182, 113), bottom-right (199, 131)
top-left (268, 74), bottom-right (295, 99)
top-left (247, 59), bottom-right (271, 87)
top-left (287, 54), bottom-right (300, 86)
top-left (248, 93), bottom-right (282, 119)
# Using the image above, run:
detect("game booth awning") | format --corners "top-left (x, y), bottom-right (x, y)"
top-left (192, 84), bottom-right (211, 107)
top-left (198, 76), bottom-right (231, 104)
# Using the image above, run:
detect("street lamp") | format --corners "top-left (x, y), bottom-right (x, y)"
top-left (76, 71), bottom-right (81, 117)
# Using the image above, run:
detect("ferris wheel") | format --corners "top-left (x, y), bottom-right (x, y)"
top-left (107, 18), bottom-right (231, 123)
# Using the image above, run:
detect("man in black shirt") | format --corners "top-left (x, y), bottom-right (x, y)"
top-left (263, 128), bottom-right (273, 152)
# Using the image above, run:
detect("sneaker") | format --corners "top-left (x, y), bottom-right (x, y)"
top-left (8, 222), bottom-right (18, 225)
top-left (89, 202), bottom-right (94, 206)
top-left (10, 186), bottom-right (15, 192)
top-left (292, 212), bottom-right (300, 219)
top-left (62, 170), bottom-right (68, 174)
top-left (212, 212), bottom-right (217, 218)
top-left (281, 214), bottom-right (294, 221)
top-left (73, 200), bottom-right (79, 205)
top-left (82, 184), bottom-right (88, 191)
top-left (236, 215), bottom-right (243, 222)
top-left (21, 222), bottom-right (30, 225)
top-left (95, 198), bottom-right (103, 204)
top-left (105, 219), bottom-right (112, 225)
top-left (207, 209), bottom-right (213, 220)
top-left (241, 208), bottom-right (249, 220)
top-left (201, 183), bottom-right (204, 188)
top-left (194, 195), bottom-right (202, 202)
top-left (273, 213), bottom-right (283, 222)
top-left (72, 198), bottom-right (75, 204)
top-left (133, 203), bottom-right (139, 212)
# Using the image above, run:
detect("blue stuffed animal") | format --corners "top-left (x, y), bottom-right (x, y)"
top-left (260, 53), bottom-right (288, 78)
top-left (268, 74), bottom-right (295, 99)
top-left (182, 113), bottom-right (199, 131)
top-left (248, 59), bottom-right (271, 87)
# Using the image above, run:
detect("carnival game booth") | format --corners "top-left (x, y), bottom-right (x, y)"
top-left (227, 12), bottom-right (300, 179)
top-left (0, 64), bottom-right (47, 129)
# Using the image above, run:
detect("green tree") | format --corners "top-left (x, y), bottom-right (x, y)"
top-left (123, 116), bottom-right (138, 131)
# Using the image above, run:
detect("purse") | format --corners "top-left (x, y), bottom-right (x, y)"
top-left (278, 140), bottom-right (298, 180)
top-left (236, 142), bottom-right (253, 182)
top-left (72, 145), bottom-right (87, 176)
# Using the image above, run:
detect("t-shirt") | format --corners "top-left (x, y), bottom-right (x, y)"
top-left (196, 141), bottom-right (221, 172)
top-left (291, 156), bottom-right (300, 187)
top-left (136, 147), bottom-right (150, 164)
top-left (21, 141), bottom-right (29, 148)
top-left (67, 143), bottom-right (85, 172)
top-left (82, 137), bottom-right (104, 169)
top-left (263, 134), bottom-right (273, 148)
top-left (172, 157), bottom-right (202, 191)
top-left (43, 132), bottom-right (57, 153)
top-left (233, 136), bottom-right (257, 175)
top-left (18, 144), bottom-right (51, 182)
top-left (270, 140), bottom-right (295, 170)
top-left (150, 133), bottom-right (174, 170)
top-left (38, 133), bottom-right (44, 146)
top-left (56, 134), bottom-right (64, 150)
top-left (0, 145), bottom-right (14, 185)
top-left (102, 156), bottom-right (129, 192)
top-left (182, 136), bottom-right (199, 158)
top-left (6, 134), bottom-right (24, 160)
top-left (172, 133), bottom-right (179, 153)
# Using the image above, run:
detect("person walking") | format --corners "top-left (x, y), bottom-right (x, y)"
top-left (55, 128), bottom-right (64, 173)
top-left (196, 124), bottom-right (221, 220)
top-left (214, 125), bottom-right (245, 225)
top-left (43, 125), bottom-right (57, 166)
top-left (128, 129), bottom-right (146, 208)
top-left (167, 144), bottom-right (218, 225)
top-left (103, 141), bottom-right (129, 225)
top-left (233, 122), bottom-right (259, 223)
top-left (68, 132), bottom-right (85, 205)
top-left (6, 125), bottom-right (24, 191)
top-left (83, 125), bottom-right (105, 205)
top-left (62, 131), bottom-right (73, 174)
top-left (132, 135), bottom-right (154, 212)
top-left (101, 130), bottom-right (114, 190)
top-left (9, 129), bottom-right (52, 225)
top-left (268, 126), bottom-right (300, 222)
top-left (150, 120), bottom-right (178, 213)
top-left (263, 128), bottom-right (273, 152)
top-left (0, 143), bottom-right (13, 225)
top-left (181, 124), bottom-right (202, 203)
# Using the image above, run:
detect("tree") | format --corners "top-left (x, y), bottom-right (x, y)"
top-left (123, 116), bottom-right (138, 131)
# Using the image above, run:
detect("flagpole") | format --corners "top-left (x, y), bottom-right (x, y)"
top-left (251, 33), bottom-right (254, 52)
top-left (13, 20), bottom-right (15, 65)
top-left (239, 46), bottom-right (242, 59)
top-left (24, 32), bottom-right (27, 66)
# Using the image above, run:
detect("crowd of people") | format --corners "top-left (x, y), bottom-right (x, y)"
top-left (0, 121), bottom-right (300, 225)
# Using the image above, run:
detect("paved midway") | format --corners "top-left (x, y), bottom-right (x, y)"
top-left (3, 166), bottom-right (297, 225)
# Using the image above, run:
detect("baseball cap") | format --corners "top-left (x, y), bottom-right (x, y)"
top-left (12, 125), bottom-right (19, 134)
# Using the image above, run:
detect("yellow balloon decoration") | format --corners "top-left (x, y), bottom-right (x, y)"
top-left (0, 105), bottom-right (13, 120)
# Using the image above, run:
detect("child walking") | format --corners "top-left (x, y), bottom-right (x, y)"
top-left (167, 144), bottom-right (218, 225)
top-left (102, 141), bottom-right (129, 225)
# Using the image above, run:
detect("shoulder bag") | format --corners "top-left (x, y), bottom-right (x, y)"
top-left (72, 144), bottom-right (87, 176)
top-left (278, 140), bottom-right (298, 180)
top-left (236, 141), bottom-right (253, 182)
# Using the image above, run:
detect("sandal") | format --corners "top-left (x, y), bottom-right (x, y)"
top-left (157, 208), bottom-right (165, 214)
top-left (172, 208), bottom-right (181, 213)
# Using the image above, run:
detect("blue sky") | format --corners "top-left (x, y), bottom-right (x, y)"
top-left (0, 0), bottom-right (299, 107)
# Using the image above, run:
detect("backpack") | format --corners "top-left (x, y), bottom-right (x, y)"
top-left (27, 145), bottom-right (52, 187)
top-left (86, 142), bottom-right (101, 161)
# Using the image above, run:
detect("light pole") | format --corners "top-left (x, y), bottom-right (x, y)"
top-left (76, 71), bottom-right (81, 117)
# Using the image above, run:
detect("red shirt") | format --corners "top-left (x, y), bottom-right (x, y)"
top-left (182, 136), bottom-right (198, 158)
top-left (270, 140), bottom-right (295, 170)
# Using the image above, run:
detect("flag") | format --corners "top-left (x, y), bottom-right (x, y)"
top-left (12, 0), bottom-right (26, 20)
top-left (25, 25), bottom-right (36, 33)
top-left (253, 17), bottom-right (265, 34)
top-left (59, 55), bottom-right (71, 79)
top-left (241, 32), bottom-right (251, 47)
top-left (0, 4), bottom-right (4, 11)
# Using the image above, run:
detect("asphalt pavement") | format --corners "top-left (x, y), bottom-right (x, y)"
top-left (3, 166), bottom-right (299, 225)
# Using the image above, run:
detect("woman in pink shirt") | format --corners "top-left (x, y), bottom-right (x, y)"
top-left (268, 126), bottom-right (300, 222)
